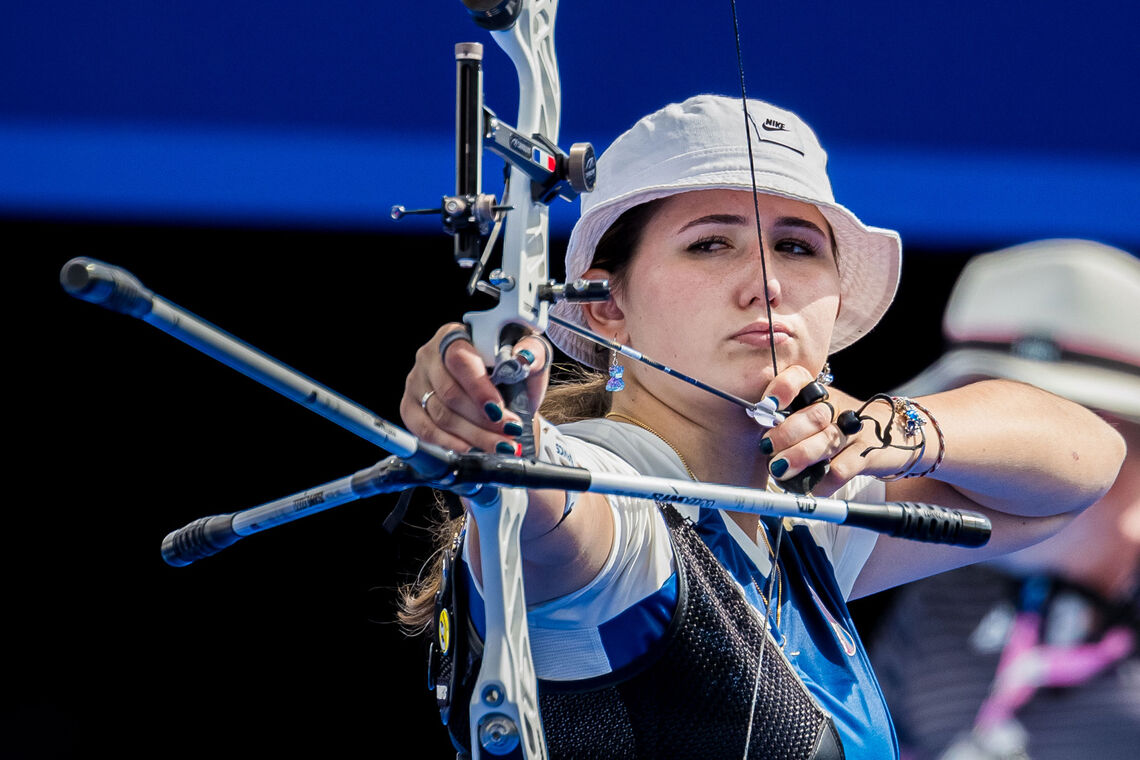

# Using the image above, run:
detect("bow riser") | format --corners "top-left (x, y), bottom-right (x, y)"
top-left (466, 0), bottom-right (560, 367)
top-left (462, 2), bottom-right (559, 758)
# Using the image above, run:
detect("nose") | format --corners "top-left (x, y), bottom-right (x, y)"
top-left (763, 275), bottom-right (782, 306)
top-left (740, 243), bottom-right (782, 308)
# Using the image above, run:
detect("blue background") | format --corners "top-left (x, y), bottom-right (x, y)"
top-left (5, 0), bottom-right (1139, 249)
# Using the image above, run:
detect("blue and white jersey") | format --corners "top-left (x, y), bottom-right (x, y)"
top-left (464, 417), bottom-right (899, 760)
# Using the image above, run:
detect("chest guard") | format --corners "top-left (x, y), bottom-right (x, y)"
top-left (431, 504), bottom-right (843, 759)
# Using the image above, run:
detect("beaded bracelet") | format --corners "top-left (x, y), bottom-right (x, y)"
top-left (851, 393), bottom-right (928, 481)
top-left (881, 396), bottom-right (928, 481)
top-left (902, 398), bottom-right (946, 479)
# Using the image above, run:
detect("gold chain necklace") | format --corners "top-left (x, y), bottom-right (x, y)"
top-left (605, 411), bottom-right (697, 479)
top-left (603, 411), bottom-right (783, 627)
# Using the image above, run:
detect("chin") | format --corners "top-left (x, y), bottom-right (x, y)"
top-left (728, 377), bottom-right (777, 404)
top-left (737, 361), bottom-right (781, 390)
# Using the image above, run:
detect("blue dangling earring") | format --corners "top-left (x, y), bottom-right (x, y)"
top-left (606, 350), bottom-right (625, 392)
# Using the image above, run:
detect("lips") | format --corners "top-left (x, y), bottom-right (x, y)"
top-left (731, 323), bottom-right (791, 347)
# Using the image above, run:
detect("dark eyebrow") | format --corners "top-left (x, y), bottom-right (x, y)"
top-left (773, 216), bottom-right (828, 238)
top-left (676, 213), bottom-right (828, 240)
top-left (676, 214), bottom-right (748, 233)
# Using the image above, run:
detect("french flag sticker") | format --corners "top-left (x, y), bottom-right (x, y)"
top-left (532, 147), bottom-right (557, 172)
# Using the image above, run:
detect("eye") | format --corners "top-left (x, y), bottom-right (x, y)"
top-left (774, 237), bottom-right (821, 257)
top-left (686, 235), bottom-right (733, 254)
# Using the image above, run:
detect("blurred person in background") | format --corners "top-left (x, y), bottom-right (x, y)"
top-left (869, 239), bottom-right (1140, 760)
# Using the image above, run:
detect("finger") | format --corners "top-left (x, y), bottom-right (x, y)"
top-left (428, 392), bottom-right (524, 455)
top-left (835, 409), bottom-right (864, 436)
top-left (400, 345), bottom-right (445, 435)
top-left (411, 325), bottom-right (553, 451)
top-left (428, 325), bottom-right (526, 437)
top-left (783, 383), bottom-right (830, 414)
top-left (759, 365), bottom-right (817, 411)
top-left (460, 332), bottom-right (552, 423)
top-left (399, 324), bottom-right (461, 417)
top-left (433, 328), bottom-right (527, 432)
top-left (513, 333), bottom-right (555, 413)
top-left (400, 325), bottom-right (522, 451)
top-left (431, 327), bottom-right (547, 439)
top-left (437, 324), bottom-right (472, 363)
top-left (813, 440), bottom-right (879, 497)
top-left (763, 403), bottom-right (846, 483)
top-left (512, 333), bottom-right (553, 375)
top-left (760, 396), bottom-right (835, 458)
top-left (401, 377), bottom-right (522, 455)
top-left (399, 391), bottom-right (478, 453)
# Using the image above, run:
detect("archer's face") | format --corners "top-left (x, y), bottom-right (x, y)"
top-left (604, 189), bottom-right (841, 405)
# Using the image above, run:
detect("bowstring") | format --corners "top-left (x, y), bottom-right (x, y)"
top-left (729, 1), bottom-right (785, 756)
top-left (730, 2), bottom-right (780, 378)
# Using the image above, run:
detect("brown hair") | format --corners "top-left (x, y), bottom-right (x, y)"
top-left (577, 196), bottom-right (669, 367)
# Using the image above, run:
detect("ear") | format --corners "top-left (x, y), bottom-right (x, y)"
top-left (580, 267), bottom-right (626, 339)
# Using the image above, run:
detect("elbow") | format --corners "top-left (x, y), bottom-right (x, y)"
top-left (1076, 422), bottom-right (1127, 511)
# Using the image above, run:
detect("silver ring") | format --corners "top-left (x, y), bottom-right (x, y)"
top-left (420, 390), bottom-right (435, 410)
top-left (530, 334), bottom-right (554, 370)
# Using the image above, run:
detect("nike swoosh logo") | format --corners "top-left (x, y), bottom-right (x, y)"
top-left (762, 123), bottom-right (787, 132)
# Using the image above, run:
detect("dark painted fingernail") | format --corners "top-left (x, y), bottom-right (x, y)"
top-left (766, 395), bottom-right (780, 410)
top-left (516, 349), bottom-right (535, 366)
top-left (504, 420), bottom-right (524, 437)
top-left (467, 447), bottom-right (484, 454)
top-left (759, 437), bottom-right (774, 455)
top-left (495, 441), bottom-right (517, 455)
top-left (484, 402), bottom-right (503, 422)
top-left (769, 458), bottom-right (789, 478)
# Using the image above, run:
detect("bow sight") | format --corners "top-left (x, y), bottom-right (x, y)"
top-left (391, 30), bottom-right (598, 370)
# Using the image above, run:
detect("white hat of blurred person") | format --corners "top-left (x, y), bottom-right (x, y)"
top-left (547, 94), bottom-right (901, 369)
top-left (894, 239), bottom-right (1140, 423)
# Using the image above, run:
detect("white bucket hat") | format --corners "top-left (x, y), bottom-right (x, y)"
top-left (894, 239), bottom-right (1140, 423)
top-left (547, 93), bottom-right (902, 369)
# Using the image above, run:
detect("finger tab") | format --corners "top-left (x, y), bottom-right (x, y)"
top-left (781, 381), bottom-right (829, 414)
top-left (836, 410), bottom-right (863, 435)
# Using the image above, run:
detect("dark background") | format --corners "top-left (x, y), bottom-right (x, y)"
top-left (16, 221), bottom-right (967, 758)
top-left (8, 1), bottom-right (1139, 757)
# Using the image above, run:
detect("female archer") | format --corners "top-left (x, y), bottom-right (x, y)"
top-left (397, 94), bottom-right (1125, 759)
